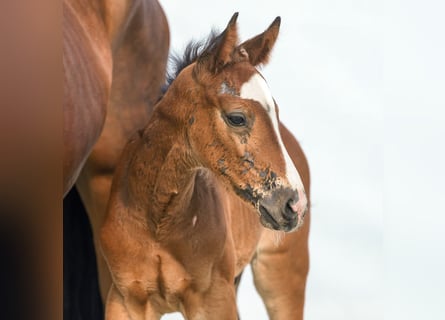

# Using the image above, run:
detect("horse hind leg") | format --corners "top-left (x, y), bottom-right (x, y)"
top-left (63, 187), bottom-right (104, 318)
top-left (250, 217), bottom-right (310, 320)
top-left (249, 123), bottom-right (311, 319)
top-left (234, 271), bottom-right (244, 320)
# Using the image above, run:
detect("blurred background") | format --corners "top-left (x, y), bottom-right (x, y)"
top-left (160, 1), bottom-right (445, 319)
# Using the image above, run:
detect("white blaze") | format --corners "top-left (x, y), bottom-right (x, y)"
top-left (240, 73), bottom-right (304, 191)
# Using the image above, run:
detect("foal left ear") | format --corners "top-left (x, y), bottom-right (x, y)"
top-left (197, 12), bottom-right (239, 74)
top-left (235, 17), bottom-right (281, 66)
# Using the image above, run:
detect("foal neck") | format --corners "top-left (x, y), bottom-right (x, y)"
top-left (123, 106), bottom-right (205, 238)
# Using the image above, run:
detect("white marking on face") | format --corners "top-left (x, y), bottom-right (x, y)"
top-left (220, 82), bottom-right (237, 95)
top-left (240, 73), bottom-right (304, 191)
top-left (240, 73), bottom-right (274, 112)
top-left (192, 215), bottom-right (197, 227)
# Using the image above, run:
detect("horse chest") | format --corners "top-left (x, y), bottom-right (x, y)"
top-left (119, 247), bottom-right (214, 314)
top-left (227, 194), bottom-right (264, 274)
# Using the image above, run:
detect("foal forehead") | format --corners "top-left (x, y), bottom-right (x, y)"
top-left (239, 72), bottom-right (275, 112)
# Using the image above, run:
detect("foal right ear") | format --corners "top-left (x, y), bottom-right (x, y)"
top-left (235, 16), bottom-right (281, 67)
top-left (197, 13), bottom-right (239, 74)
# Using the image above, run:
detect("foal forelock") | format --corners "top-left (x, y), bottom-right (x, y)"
top-left (239, 73), bottom-right (304, 191)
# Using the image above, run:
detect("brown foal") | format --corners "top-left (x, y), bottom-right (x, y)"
top-left (101, 13), bottom-right (310, 319)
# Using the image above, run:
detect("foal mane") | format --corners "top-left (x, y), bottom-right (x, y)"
top-left (163, 29), bottom-right (223, 93)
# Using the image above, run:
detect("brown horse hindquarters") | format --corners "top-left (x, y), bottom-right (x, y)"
top-left (63, 0), bottom-right (112, 195)
top-left (73, 0), bottom-right (170, 301)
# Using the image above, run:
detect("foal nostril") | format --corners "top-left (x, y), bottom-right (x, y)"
top-left (283, 198), bottom-right (298, 220)
top-left (293, 191), bottom-right (299, 204)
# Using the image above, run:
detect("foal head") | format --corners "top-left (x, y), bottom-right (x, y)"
top-left (164, 13), bottom-right (307, 231)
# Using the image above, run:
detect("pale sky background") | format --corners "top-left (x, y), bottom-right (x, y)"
top-left (159, 1), bottom-right (445, 319)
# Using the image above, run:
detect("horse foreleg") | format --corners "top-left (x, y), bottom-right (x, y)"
top-left (76, 172), bottom-right (114, 302)
top-left (106, 284), bottom-right (162, 320)
top-left (105, 284), bottom-right (132, 320)
top-left (183, 278), bottom-right (238, 320)
top-left (251, 213), bottom-right (310, 320)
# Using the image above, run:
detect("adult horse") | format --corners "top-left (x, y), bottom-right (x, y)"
top-left (63, 0), bottom-right (169, 317)
top-left (101, 13), bottom-right (310, 319)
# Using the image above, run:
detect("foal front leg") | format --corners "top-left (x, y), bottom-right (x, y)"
top-left (105, 284), bottom-right (161, 320)
top-left (184, 278), bottom-right (238, 320)
top-left (105, 284), bottom-right (132, 320)
top-left (251, 213), bottom-right (310, 320)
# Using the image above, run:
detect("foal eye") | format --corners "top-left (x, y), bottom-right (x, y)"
top-left (226, 113), bottom-right (247, 127)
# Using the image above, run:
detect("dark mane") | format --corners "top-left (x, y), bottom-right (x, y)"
top-left (163, 29), bottom-right (222, 93)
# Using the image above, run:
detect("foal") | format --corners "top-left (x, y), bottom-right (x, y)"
top-left (101, 13), bottom-right (308, 319)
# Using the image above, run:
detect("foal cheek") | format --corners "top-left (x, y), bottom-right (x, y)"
top-left (234, 141), bottom-right (247, 159)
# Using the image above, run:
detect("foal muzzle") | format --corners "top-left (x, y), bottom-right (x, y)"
top-left (258, 187), bottom-right (307, 232)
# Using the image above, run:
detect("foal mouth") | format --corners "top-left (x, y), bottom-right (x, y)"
top-left (259, 205), bottom-right (281, 230)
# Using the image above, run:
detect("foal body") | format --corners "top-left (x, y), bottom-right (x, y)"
top-left (102, 81), bottom-right (264, 319)
top-left (102, 14), bottom-right (309, 319)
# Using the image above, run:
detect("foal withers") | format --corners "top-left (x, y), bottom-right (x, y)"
top-left (101, 13), bottom-right (307, 319)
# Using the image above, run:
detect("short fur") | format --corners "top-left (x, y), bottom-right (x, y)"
top-left (101, 14), bottom-right (311, 320)
top-left (64, 0), bottom-right (170, 306)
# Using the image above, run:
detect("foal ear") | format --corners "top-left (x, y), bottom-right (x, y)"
top-left (198, 12), bottom-right (239, 73)
top-left (236, 17), bottom-right (281, 66)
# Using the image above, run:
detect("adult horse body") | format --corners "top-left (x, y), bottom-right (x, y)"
top-left (101, 14), bottom-right (310, 319)
top-left (63, 0), bottom-right (169, 195)
top-left (63, 0), bottom-right (170, 315)
top-left (63, 0), bottom-right (112, 195)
